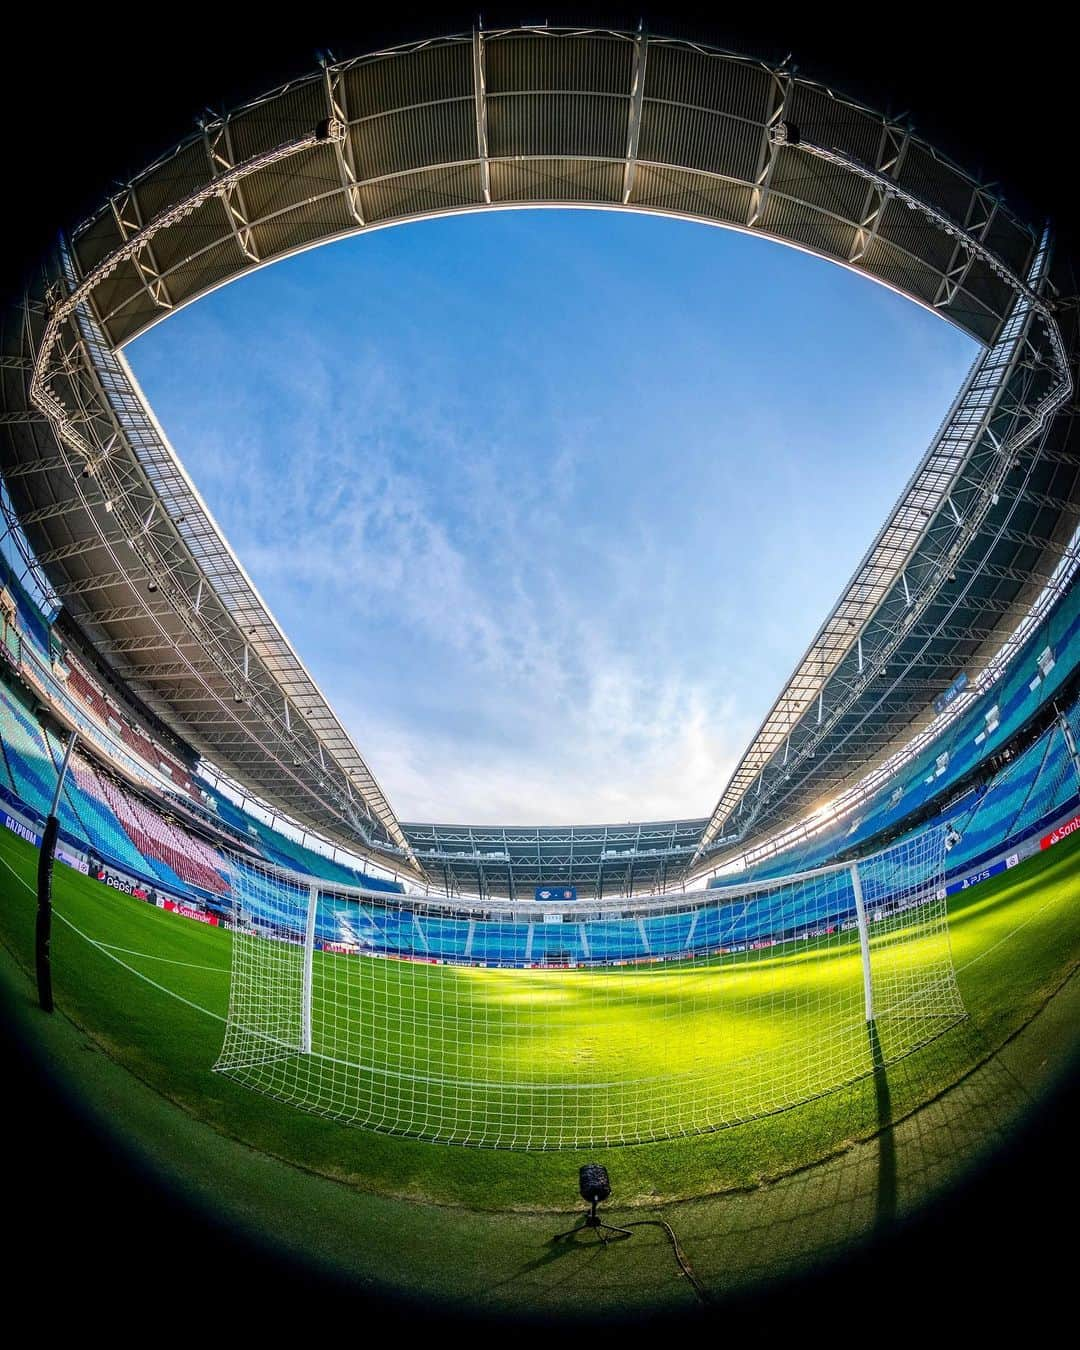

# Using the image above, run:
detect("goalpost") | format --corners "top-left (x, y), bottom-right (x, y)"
top-left (214, 824), bottom-right (964, 1149)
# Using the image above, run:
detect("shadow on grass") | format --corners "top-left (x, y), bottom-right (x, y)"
top-left (867, 1019), bottom-right (895, 1232)
top-left (627, 1017), bottom-right (1040, 1303)
top-left (491, 1223), bottom-right (615, 1303)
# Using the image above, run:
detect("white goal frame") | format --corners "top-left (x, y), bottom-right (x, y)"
top-left (214, 823), bottom-right (965, 1149)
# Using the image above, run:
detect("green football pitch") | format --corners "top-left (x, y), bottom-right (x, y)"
top-left (0, 822), bottom-right (1077, 1212)
top-left (219, 882), bottom-right (963, 1149)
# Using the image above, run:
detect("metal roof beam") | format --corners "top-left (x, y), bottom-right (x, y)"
top-left (321, 59), bottom-right (364, 225)
top-left (621, 23), bottom-right (648, 204)
top-left (472, 27), bottom-right (491, 204)
top-left (747, 70), bottom-right (791, 229)
top-left (200, 119), bottom-right (260, 264)
top-left (109, 188), bottom-right (175, 312)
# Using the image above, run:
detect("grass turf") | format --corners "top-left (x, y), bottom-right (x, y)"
top-left (0, 822), bottom-right (1077, 1210)
top-left (221, 893), bottom-right (961, 1148)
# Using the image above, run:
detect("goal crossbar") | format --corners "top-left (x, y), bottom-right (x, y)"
top-left (214, 823), bottom-right (964, 1148)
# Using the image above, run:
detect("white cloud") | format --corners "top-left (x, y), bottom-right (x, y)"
top-left (129, 215), bottom-right (975, 827)
top-left (158, 327), bottom-right (753, 822)
top-left (343, 678), bottom-right (753, 824)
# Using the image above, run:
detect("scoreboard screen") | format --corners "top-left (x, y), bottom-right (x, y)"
top-left (535, 885), bottom-right (577, 902)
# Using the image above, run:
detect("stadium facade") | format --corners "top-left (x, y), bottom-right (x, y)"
top-left (1, 22), bottom-right (1078, 906)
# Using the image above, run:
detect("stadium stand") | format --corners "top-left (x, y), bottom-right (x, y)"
top-left (220, 687), bottom-right (1077, 966)
top-left (0, 675), bottom-right (218, 890)
top-left (4, 643), bottom-right (1078, 969)
top-left (198, 783), bottom-right (403, 892)
top-left (0, 553), bottom-right (52, 661)
top-left (9, 522), bottom-right (1072, 925)
top-left (65, 756), bottom-right (163, 876)
top-left (77, 758), bottom-right (228, 894)
top-left (0, 559), bottom-right (401, 897)
top-left (63, 659), bottom-right (200, 800)
top-left (710, 578), bottom-right (1080, 890)
top-left (943, 725), bottom-right (1079, 870)
top-left (0, 553), bottom-right (1077, 970)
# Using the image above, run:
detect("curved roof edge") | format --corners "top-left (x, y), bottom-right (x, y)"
top-left (2, 22), bottom-right (1074, 889)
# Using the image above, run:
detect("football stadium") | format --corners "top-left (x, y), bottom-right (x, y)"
top-left (1, 14), bottom-right (1079, 1328)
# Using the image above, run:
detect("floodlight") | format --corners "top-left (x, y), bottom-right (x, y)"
top-left (315, 116), bottom-right (346, 143)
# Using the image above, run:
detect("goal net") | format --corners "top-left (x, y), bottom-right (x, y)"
top-left (214, 823), bottom-right (963, 1148)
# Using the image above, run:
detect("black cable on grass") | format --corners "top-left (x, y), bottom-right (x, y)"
top-left (623, 1218), bottom-right (712, 1306)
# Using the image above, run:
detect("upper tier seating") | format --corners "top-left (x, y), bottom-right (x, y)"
top-left (711, 578), bottom-right (1080, 891)
top-left (201, 786), bottom-right (403, 893)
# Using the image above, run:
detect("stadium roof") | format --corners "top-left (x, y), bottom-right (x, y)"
top-left (693, 270), bottom-right (1079, 865)
top-left (401, 818), bottom-right (709, 900)
top-left (1, 23), bottom-right (1077, 894)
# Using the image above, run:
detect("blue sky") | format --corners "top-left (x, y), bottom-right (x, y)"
top-left (126, 210), bottom-right (976, 825)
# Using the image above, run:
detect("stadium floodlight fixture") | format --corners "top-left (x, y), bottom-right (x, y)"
top-left (551, 1165), bottom-right (632, 1246)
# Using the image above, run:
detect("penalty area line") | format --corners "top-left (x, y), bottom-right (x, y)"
top-left (0, 852), bottom-right (225, 1023)
top-left (94, 941), bottom-right (228, 974)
